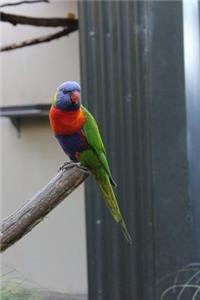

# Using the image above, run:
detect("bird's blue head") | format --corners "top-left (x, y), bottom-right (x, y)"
top-left (54, 81), bottom-right (81, 111)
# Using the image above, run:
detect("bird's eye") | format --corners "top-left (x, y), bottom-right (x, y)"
top-left (63, 89), bottom-right (73, 94)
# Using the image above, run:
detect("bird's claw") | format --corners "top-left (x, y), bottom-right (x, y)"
top-left (58, 161), bottom-right (90, 173)
top-left (58, 161), bottom-right (77, 172)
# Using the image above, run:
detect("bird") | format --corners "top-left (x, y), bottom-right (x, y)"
top-left (49, 81), bottom-right (132, 243)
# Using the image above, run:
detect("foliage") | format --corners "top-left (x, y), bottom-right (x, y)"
top-left (0, 284), bottom-right (44, 300)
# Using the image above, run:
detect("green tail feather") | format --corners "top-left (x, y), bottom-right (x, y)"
top-left (119, 218), bottom-right (132, 244)
top-left (95, 168), bottom-right (132, 244)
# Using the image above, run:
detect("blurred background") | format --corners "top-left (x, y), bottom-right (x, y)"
top-left (0, 1), bottom-right (200, 300)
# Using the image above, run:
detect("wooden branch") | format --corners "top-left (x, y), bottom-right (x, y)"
top-left (0, 164), bottom-right (90, 252)
top-left (0, 12), bottom-right (78, 27)
top-left (0, 0), bottom-right (49, 8)
top-left (0, 26), bottom-right (78, 52)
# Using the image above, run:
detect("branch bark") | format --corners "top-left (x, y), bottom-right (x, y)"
top-left (0, 0), bottom-right (49, 8)
top-left (0, 164), bottom-right (90, 252)
top-left (0, 26), bottom-right (78, 52)
top-left (0, 12), bottom-right (78, 27)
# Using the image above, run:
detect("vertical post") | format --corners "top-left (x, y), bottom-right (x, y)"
top-left (183, 0), bottom-right (200, 253)
top-left (79, 1), bottom-right (200, 299)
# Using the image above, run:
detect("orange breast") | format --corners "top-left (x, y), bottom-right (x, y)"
top-left (49, 106), bottom-right (86, 135)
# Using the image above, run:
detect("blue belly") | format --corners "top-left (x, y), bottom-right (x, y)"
top-left (55, 131), bottom-right (89, 161)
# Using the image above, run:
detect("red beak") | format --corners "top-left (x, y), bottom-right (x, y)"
top-left (70, 91), bottom-right (80, 104)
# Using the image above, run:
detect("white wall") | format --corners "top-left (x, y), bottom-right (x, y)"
top-left (0, 0), bottom-right (88, 295)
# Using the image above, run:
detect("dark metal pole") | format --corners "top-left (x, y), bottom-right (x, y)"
top-left (79, 1), bottom-right (200, 299)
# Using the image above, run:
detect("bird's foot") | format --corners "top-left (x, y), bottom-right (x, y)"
top-left (58, 161), bottom-right (77, 172)
top-left (58, 161), bottom-right (90, 173)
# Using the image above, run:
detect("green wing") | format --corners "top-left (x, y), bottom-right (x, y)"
top-left (81, 105), bottom-right (116, 187)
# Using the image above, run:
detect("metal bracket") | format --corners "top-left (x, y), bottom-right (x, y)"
top-left (10, 118), bottom-right (21, 137)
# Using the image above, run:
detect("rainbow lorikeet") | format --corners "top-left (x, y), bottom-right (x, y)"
top-left (49, 81), bottom-right (132, 243)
